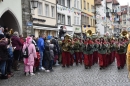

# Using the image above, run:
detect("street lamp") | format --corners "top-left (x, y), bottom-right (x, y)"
top-left (31, 0), bottom-right (38, 9)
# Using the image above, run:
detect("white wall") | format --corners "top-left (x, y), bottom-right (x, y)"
top-left (72, 0), bottom-right (81, 33)
top-left (57, 0), bottom-right (73, 33)
top-left (0, 0), bottom-right (22, 34)
top-left (96, 0), bottom-right (106, 35)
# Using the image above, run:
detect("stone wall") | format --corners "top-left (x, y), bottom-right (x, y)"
top-left (21, 0), bottom-right (33, 37)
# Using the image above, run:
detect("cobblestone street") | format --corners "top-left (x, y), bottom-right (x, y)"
top-left (0, 62), bottom-right (130, 86)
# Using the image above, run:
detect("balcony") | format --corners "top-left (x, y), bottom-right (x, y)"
top-left (95, 0), bottom-right (102, 5)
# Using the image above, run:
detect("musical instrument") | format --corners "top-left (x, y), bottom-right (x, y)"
top-left (62, 34), bottom-right (71, 51)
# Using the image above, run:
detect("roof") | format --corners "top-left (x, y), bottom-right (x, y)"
top-left (106, 0), bottom-right (112, 3)
top-left (113, 0), bottom-right (119, 5)
top-left (95, 0), bottom-right (102, 5)
top-left (121, 5), bottom-right (128, 8)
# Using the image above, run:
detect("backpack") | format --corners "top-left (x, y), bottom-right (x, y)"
top-left (23, 45), bottom-right (30, 58)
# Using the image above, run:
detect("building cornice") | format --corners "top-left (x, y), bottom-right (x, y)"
top-left (33, 23), bottom-right (58, 28)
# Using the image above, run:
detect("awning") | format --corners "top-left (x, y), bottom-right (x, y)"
top-left (33, 25), bottom-right (58, 31)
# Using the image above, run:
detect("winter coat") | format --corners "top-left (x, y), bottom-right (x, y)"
top-left (0, 39), bottom-right (8, 61)
top-left (37, 37), bottom-right (44, 52)
top-left (23, 37), bottom-right (37, 66)
top-left (50, 44), bottom-right (54, 60)
top-left (11, 35), bottom-right (22, 50)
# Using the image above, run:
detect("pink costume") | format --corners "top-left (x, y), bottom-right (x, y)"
top-left (23, 37), bottom-right (37, 73)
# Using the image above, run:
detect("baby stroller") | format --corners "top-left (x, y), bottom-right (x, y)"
top-left (34, 46), bottom-right (40, 72)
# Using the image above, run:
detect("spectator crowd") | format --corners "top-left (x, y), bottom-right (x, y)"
top-left (0, 26), bottom-right (60, 79)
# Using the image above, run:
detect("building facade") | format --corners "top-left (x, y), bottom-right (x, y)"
top-left (0, 0), bottom-right (22, 34)
top-left (72, 0), bottom-right (81, 34)
top-left (32, 0), bottom-right (57, 37)
top-left (121, 5), bottom-right (130, 31)
top-left (81, 0), bottom-right (95, 35)
top-left (95, 0), bottom-right (106, 35)
top-left (57, 0), bottom-right (74, 35)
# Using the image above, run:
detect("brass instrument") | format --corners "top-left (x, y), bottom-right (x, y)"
top-left (86, 30), bottom-right (92, 36)
top-left (9, 29), bottom-right (13, 35)
top-left (122, 30), bottom-right (128, 37)
top-left (62, 34), bottom-right (71, 51)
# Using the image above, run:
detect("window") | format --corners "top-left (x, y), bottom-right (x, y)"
top-left (74, 0), bottom-right (76, 8)
top-left (58, 0), bottom-right (65, 6)
top-left (45, 4), bottom-right (49, 17)
top-left (91, 5), bottom-right (94, 12)
top-left (38, 2), bottom-right (43, 15)
top-left (74, 16), bottom-right (76, 24)
top-left (58, 13), bottom-right (61, 23)
top-left (77, 17), bottom-right (79, 25)
top-left (77, 1), bottom-right (79, 9)
top-left (67, 16), bottom-right (71, 25)
top-left (84, 0), bottom-right (86, 9)
top-left (51, 6), bottom-right (55, 18)
top-left (124, 21), bottom-right (126, 24)
top-left (87, 3), bottom-right (89, 11)
top-left (67, 0), bottom-right (70, 8)
top-left (91, 19), bottom-right (92, 26)
top-left (61, 15), bottom-right (65, 24)
top-left (57, 13), bottom-right (65, 24)
top-left (86, 17), bottom-right (89, 25)
top-left (93, 19), bottom-right (95, 26)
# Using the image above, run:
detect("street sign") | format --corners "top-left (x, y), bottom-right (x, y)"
top-left (127, 27), bottom-right (130, 31)
top-left (26, 22), bottom-right (33, 26)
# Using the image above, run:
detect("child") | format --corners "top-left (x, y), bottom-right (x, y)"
top-left (23, 37), bottom-right (37, 76)
top-left (49, 44), bottom-right (54, 71)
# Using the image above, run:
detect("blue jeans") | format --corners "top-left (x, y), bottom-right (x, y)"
top-left (39, 51), bottom-right (43, 68)
top-left (0, 61), bottom-right (6, 75)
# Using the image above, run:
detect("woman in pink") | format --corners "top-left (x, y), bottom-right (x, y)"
top-left (23, 37), bottom-right (37, 76)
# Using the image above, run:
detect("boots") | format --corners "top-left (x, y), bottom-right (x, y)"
top-left (14, 61), bottom-right (20, 71)
top-left (0, 75), bottom-right (8, 79)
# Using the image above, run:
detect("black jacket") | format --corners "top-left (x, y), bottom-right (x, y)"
top-left (0, 40), bottom-right (8, 61)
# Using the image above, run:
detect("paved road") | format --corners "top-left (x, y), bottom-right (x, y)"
top-left (0, 62), bottom-right (130, 86)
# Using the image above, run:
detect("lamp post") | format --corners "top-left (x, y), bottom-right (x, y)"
top-left (31, 0), bottom-right (38, 9)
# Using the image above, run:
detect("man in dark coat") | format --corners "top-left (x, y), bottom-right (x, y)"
top-left (59, 26), bottom-right (66, 39)
top-left (0, 34), bottom-right (8, 79)
top-left (11, 31), bottom-right (22, 71)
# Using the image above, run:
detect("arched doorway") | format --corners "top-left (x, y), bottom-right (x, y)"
top-left (0, 10), bottom-right (20, 33)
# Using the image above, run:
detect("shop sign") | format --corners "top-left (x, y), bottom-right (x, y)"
top-left (26, 21), bottom-right (33, 26)
top-left (75, 28), bottom-right (79, 30)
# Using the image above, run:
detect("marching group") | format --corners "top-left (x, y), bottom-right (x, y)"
top-left (0, 26), bottom-right (129, 80)
top-left (60, 34), bottom-right (128, 70)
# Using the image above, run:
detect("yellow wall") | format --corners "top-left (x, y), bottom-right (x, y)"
top-left (81, 0), bottom-right (95, 34)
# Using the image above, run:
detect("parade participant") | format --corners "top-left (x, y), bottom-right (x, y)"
top-left (126, 41), bottom-right (130, 79)
top-left (61, 34), bottom-right (72, 67)
top-left (105, 37), bottom-right (111, 67)
top-left (110, 38), bottom-right (116, 64)
top-left (93, 38), bottom-right (99, 64)
top-left (83, 37), bottom-right (93, 69)
top-left (73, 35), bottom-right (81, 66)
top-left (69, 36), bottom-right (74, 66)
top-left (98, 37), bottom-right (108, 70)
top-left (121, 37), bottom-right (127, 68)
top-left (115, 37), bottom-right (126, 70)
top-left (79, 37), bottom-right (84, 65)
